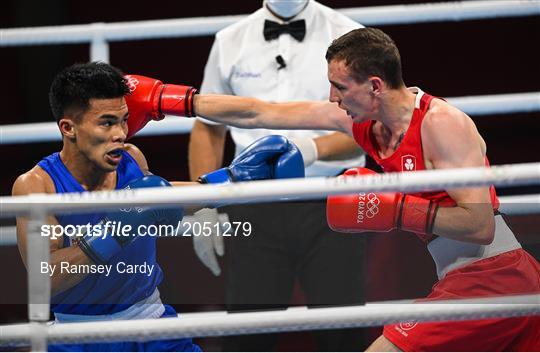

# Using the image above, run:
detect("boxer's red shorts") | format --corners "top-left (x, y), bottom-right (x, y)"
top-left (384, 249), bottom-right (540, 351)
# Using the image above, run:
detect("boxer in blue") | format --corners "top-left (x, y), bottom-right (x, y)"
top-left (12, 62), bottom-right (304, 351)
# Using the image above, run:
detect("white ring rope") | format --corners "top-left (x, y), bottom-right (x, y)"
top-left (1, 294), bottom-right (538, 346)
top-left (1, 91), bottom-right (539, 145)
top-left (498, 194), bottom-right (540, 215)
top-left (0, 117), bottom-right (192, 145)
top-left (1, 1), bottom-right (539, 46)
top-left (446, 92), bottom-right (540, 116)
top-left (2, 162), bottom-right (539, 218)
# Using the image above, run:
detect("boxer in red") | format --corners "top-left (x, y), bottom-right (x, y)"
top-left (125, 27), bottom-right (539, 351)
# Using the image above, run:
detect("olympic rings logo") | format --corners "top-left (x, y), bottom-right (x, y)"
top-left (399, 320), bottom-right (418, 331)
top-left (119, 184), bottom-right (144, 213)
top-left (356, 192), bottom-right (380, 223)
top-left (125, 75), bottom-right (140, 93)
top-left (119, 207), bottom-right (145, 213)
top-left (365, 193), bottom-right (380, 218)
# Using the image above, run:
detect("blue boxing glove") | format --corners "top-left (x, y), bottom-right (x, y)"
top-left (198, 135), bottom-right (305, 184)
top-left (78, 175), bottom-right (183, 265)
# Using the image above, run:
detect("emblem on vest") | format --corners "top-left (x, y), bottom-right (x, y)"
top-left (402, 155), bottom-right (416, 171)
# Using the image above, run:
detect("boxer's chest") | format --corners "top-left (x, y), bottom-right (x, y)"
top-left (370, 121), bottom-right (431, 172)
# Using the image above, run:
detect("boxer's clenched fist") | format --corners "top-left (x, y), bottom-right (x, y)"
top-left (198, 135), bottom-right (305, 184)
top-left (326, 167), bottom-right (439, 242)
top-left (124, 74), bottom-right (197, 139)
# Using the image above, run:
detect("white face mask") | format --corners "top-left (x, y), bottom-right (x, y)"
top-left (265, 0), bottom-right (309, 20)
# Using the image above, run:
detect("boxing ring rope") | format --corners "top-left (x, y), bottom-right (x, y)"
top-left (1, 91), bottom-right (539, 145)
top-left (2, 1), bottom-right (539, 62)
top-left (1, 193), bottom-right (538, 247)
top-left (2, 294), bottom-right (539, 346)
top-left (2, 163), bottom-right (540, 216)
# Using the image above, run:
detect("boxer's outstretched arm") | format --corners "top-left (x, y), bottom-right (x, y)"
top-left (13, 169), bottom-right (94, 296)
top-left (124, 143), bottom-right (202, 212)
top-left (422, 100), bottom-right (495, 244)
top-left (124, 75), bottom-right (353, 139)
top-left (194, 95), bottom-right (354, 136)
top-left (314, 132), bottom-right (364, 161)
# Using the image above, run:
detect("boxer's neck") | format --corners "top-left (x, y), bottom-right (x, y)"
top-left (377, 86), bottom-right (416, 137)
top-left (60, 148), bottom-right (117, 191)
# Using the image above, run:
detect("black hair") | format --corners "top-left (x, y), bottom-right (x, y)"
top-left (326, 27), bottom-right (405, 89)
top-left (48, 62), bottom-right (130, 122)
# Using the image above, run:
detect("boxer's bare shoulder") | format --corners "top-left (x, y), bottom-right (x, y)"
top-left (421, 98), bottom-right (486, 170)
top-left (13, 166), bottom-right (62, 265)
top-left (124, 143), bottom-right (149, 174)
top-left (424, 97), bottom-right (471, 129)
top-left (366, 335), bottom-right (402, 352)
top-left (12, 165), bottom-right (55, 196)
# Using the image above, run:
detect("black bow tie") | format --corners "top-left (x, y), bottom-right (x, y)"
top-left (263, 19), bottom-right (306, 42)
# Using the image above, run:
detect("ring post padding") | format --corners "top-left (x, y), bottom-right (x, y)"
top-left (90, 22), bottom-right (110, 63)
top-left (25, 208), bottom-right (50, 351)
top-left (26, 208), bottom-right (50, 322)
top-left (29, 322), bottom-right (48, 352)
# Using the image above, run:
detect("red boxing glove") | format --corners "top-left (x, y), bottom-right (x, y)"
top-left (326, 167), bottom-right (439, 242)
top-left (124, 75), bottom-right (197, 139)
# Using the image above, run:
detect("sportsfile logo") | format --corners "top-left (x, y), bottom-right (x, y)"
top-left (356, 192), bottom-right (380, 224)
top-left (125, 75), bottom-right (140, 93)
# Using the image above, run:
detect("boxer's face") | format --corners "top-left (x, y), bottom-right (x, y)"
top-left (328, 59), bottom-right (377, 123)
top-left (72, 97), bottom-right (128, 172)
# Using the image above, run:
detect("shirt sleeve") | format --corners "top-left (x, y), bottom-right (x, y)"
top-left (200, 36), bottom-right (233, 95)
top-left (331, 12), bottom-right (364, 37)
top-left (197, 35), bottom-right (233, 125)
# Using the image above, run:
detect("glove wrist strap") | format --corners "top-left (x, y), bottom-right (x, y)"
top-left (198, 168), bottom-right (233, 184)
top-left (160, 84), bottom-right (198, 117)
top-left (399, 195), bottom-right (439, 242)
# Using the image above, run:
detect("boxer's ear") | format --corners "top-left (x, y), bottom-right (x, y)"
top-left (368, 76), bottom-right (383, 96)
top-left (58, 117), bottom-right (76, 139)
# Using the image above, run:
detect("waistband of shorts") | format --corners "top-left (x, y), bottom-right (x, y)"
top-left (428, 214), bottom-right (521, 279)
top-left (54, 288), bottom-right (165, 323)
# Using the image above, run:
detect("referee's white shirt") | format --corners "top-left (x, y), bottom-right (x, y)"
top-left (199, 0), bottom-right (365, 176)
